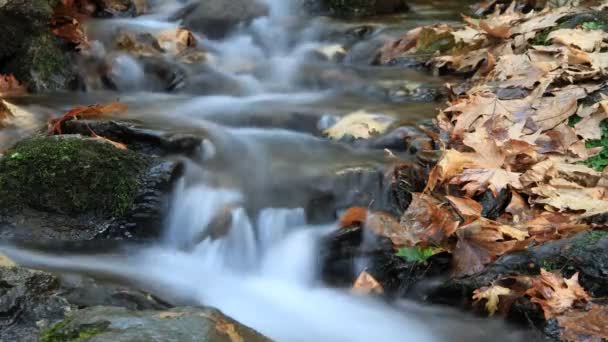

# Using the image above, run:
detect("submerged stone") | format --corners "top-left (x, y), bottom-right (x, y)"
top-left (305, 0), bottom-right (409, 17)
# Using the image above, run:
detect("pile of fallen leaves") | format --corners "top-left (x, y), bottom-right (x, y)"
top-left (345, 1), bottom-right (608, 340)
top-left (473, 269), bottom-right (607, 341)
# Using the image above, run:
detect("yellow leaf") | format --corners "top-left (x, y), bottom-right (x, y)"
top-left (473, 285), bottom-right (512, 315)
top-left (324, 111), bottom-right (394, 140)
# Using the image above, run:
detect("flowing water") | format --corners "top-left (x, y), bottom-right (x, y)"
top-left (2, 1), bottom-right (531, 341)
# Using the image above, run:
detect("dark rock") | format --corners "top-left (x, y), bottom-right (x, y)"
top-left (0, 0), bottom-right (77, 92)
top-left (61, 120), bottom-right (203, 157)
top-left (305, 0), bottom-right (409, 17)
top-left (319, 225), bottom-right (451, 297)
top-left (182, 0), bottom-right (269, 39)
top-left (428, 230), bottom-right (608, 307)
top-left (0, 266), bottom-right (70, 342)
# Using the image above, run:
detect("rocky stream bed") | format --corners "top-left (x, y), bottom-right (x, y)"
top-left (1, 0), bottom-right (607, 341)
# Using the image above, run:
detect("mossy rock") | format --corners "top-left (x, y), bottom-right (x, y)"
top-left (0, 136), bottom-right (149, 217)
top-left (0, 0), bottom-right (76, 91)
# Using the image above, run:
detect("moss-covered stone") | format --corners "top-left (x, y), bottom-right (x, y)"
top-left (0, 0), bottom-right (76, 92)
top-left (0, 136), bottom-right (149, 217)
top-left (40, 319), bottom-right (109, 342)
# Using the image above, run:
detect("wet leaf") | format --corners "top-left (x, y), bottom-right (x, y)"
top-left (395, 246), bottom-right (444, 263)
top-left (324, 111), bottom-right (394, 140)
top-left (398, 193), bottom-right (459, 246)
top-left (558, 304), bottom-right (608, 342)
top-left (548, 29), bottom-right (606, 52)
top-left (526, 269), bottom-right (591, 319)
top-left (352, 271), bottom-right (384, 295)
top-left (339, 207), bottom-right (368, 228)
top-left (446, 196), bottom-right (482, 222)
top-left (453, 218), bottom-right (528, 276)
top-left (48, 103), bottom-right (128, 135)
top-left (473, 285), bottom-right (512, 315)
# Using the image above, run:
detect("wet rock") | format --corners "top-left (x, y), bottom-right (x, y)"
top-left (62, 120), bottom-right (203, 157)
top-left (0, 0), bottom-right (76, 92)
top-left (92, 0), bottom-right (138, 17)
top-left (305, 0), bottom-right (409, 17)
top-left (320, 225), bottom-right (451, 297)
top-left (182, 0), bottom-right (269, 39)
top-left (40, 305), bottom-right (271, 342)
top-left (344, 37), bottom-right (386, 65)
top-left (428, 230), bottom-right (608, 309)
top-left (0, 266), bottom-right (71, 342)
top-left (0, 134), bottom-right (182, 240)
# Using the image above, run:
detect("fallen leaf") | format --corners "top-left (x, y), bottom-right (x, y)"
top-left (526, 269), bottom-right (591, 319)
top-left (399, 193), bottom-right (459, 246)
top-left (339, 207), bottom-right (368, 228)
top-left (453, 218), bottom-right (528, 276)
top-left (324, 111), bottom-right (394, 140)
top-left (575, 104), bottom-right (608, 140)
top-left (395, 246), bottom-right (445, 262)
top-left (558, 304), bottom-right (608, 342)
top-left (548, 29), bottom-right (606, 52)
top-left (452, 168), bottom-right (523, 197)
top-left (157, 28), bottom-right (197, 55)
top-left (352, 271), bottom-right (384, 295)
top-left (473, 285), bottom-right (512, 315)
top-left (446, 196), bottom-right (482, 222)
top-left (48, 103), bottom-right (128, 135)
top-left (531, 185), bottom-right (608, 217)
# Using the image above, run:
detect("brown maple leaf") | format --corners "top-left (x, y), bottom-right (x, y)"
top-left (446, 196), bottom-right (482, 223)
top-left (558, 304), bottom-right (608, 342)
top-left (398, 193), bottom-right (460, 247)
top-left (526, 269), bottom-right (591, 319)
top-left (339, 207), bottom-right (368, 228)
top-left (48, 102), bottom-right (128, 135)
top-left (452, 218), bottom-right (528, 276)
top-left (473, 284), bottom-right (512, 315)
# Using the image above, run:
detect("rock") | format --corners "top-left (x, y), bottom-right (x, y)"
top-left (0, 134), bottom-right (182, 239)
top-left (92, 0), bottom-right (138, 17)
top-left (319, 225), bottom-right (451, 297)
top-left (304, 0), bottom-right (409, 17)
top-left (0, 0), bottom-right (76, 92)
top-left (182, 0), bottom-right (269, 38)
top-left (427, 230), bottom-right (608, 319)
top-left (40, 306), bottom-right (271, 342)
top-left (0, 266), bottom-right (71, 342)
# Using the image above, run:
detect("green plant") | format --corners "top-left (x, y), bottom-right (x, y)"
top-left (396, 246), bottom-right (444, 263)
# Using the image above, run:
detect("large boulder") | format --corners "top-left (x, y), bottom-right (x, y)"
top-left (0, 133), bottom-right (182, 239)
top-left (40, 306), bottom-right (271, 342)
top-left (0, 0), bottom-right (76, 92)
top-left (181, 0), bottom-right (269, 38)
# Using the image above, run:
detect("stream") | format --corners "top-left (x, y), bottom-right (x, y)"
top-left (2, 0), bottom-right (532, 341)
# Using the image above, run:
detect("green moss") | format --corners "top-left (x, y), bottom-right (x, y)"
top-left (41, 318), bottom-right (109, 342)
top-left (0, 136), bottom-right (149, 217)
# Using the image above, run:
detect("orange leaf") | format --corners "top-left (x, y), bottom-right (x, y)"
top-left (48, 103), bottom-right (128, 135)
top-left (558, 304), bottom-right (608, 342)
top-left (399, 193), bottom-right (459, 247)
top-left (339, 207), bottom-right (368, 228)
